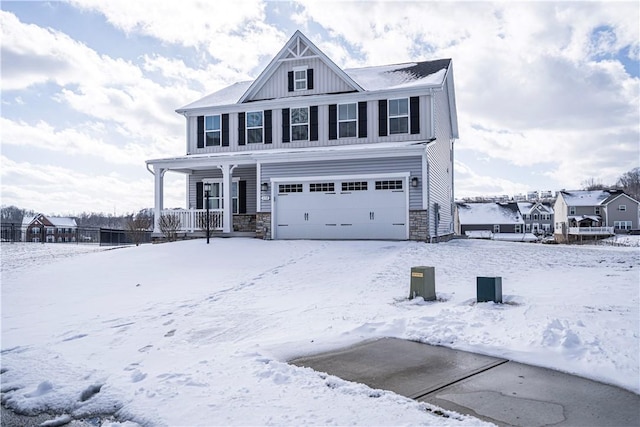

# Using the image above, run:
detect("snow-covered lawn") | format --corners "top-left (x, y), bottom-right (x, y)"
top-left (1, 239), bottom-right (638, 426)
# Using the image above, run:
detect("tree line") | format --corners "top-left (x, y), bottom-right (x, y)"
top-left (0, 206), bottom-right (154, 229)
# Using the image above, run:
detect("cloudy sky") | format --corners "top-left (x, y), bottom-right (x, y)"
top-left (1, 1), bottom-right (638, 215)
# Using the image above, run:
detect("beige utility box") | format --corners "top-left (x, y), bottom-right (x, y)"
top-left (409, 266), bottom-right (436, 301)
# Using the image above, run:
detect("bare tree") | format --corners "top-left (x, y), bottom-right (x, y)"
top-left (125, 215), bottom-right (152, 246)
top-left (616, 167), bottom-right (640, 201)
top-left (159, 214), bottom-right (181, 241)
top-left (581, 177), bottom-right (607, 191)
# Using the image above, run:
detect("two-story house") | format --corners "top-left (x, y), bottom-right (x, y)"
top-left (147, 31), bottom-right (458, 241)
top-left (455, 202), bottom-right (527, 236)
top-left (554, 189), bottom-right (639, 242)
top-left (517, 201), bottom-right (554, 235)
top-left (22, 214), bottom-right (78, 243)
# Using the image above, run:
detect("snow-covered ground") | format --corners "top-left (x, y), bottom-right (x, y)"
top-left (1, 239), bottom-right (638, 426)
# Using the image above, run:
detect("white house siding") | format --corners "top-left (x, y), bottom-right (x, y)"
top-left (186, 96), bottom-right (434, 155)
top-left (259, 156), bottom-right (423, 212)
top-left (187, 167), bottom-right (257, 213)
top-left (252, 57), bottom-right (355, 101)
top-left (427, 87), bottom-right (455, 239)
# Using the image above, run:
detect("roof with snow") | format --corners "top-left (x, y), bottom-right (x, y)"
top-left (517, 201), bottom-right (554, 214)
top-left (559, 189), bottom-right (634, 206)
top-left (457, 202), bottom-right (524, 225)
top-left (22, 214), bottom-right (77, 227)
top-left (178, 59), bottom-right (451, 111)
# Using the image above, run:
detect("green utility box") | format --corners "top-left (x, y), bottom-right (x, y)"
top-left (477, 277), bottom-right (503, 303)
top-left (409, 266), bottom-right (436, 301)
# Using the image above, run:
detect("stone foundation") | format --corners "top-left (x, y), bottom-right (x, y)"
top-left (256, 212), bottom-right (271, 240)
top-left (409, 210), bottom-right (428, 241)
top-left (233, 214), bottom-right (256, 233)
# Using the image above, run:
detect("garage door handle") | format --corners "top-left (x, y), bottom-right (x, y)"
top-left (304, 213), bottom-right (309, 221)
top-left (370, 211), bottom-right (375, 220)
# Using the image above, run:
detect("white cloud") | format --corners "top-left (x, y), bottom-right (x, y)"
top-left (454, 160), bottom-right (530, 198)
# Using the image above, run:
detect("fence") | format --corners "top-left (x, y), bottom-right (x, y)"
top-left (1, 224), bottom-right (151, 246)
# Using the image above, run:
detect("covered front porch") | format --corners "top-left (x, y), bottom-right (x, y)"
top-left (567, 215), bottom-right (613, 236)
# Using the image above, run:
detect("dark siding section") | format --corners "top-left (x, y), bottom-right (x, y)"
top-left (264, 110), bottom-right (272, 144)
top-left (307, 68), bottom-right (314, 90)
top-left (328, 104), bottom-right (337, 140)
top-left (197, 116), bottom-right (204, 148)
top-left (282, 108), bottom-right (290, 142)
top-left (221, 114), bottom-right (229, 146)
top-left (310, 106), bottom-right (318, 141)
top-left (358, 101), bottom-right (367, 138)
top-left (288, 71), bottom-right (294, 92)
top-left (239, 180), bottom-right (247, 214)
top-left (378, 100), bottom-right (388, 137)
top-left (238, 112), bottom-right (245, 146)
top-left (410, 96), bottom-right (420, 134)
top-left (196, 182), bottom-right (203, 209)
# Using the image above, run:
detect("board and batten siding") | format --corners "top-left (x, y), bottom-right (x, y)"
top-left (427, 87), bottom-right (455, 238)
top-left (252, 57), bottom-right (355, 101)
top-left (259, 156), bottom-right (423, 212)
top-left (187, 95), bottom-right (434, 154)
top-left (187, 167), bottom-right (257, 213)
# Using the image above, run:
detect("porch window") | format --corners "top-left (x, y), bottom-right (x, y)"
top-left (389, 98), bottom-right (409, 134)
top-left (291, 107), bottom-right (309, 141)
top-left (246, 112), bottom-right (263, 144)
top-left (203, 181), bottom-right (239, 214)
top-left (205, 115), bottom-right (221, 146)
top-left (338, 103), bottom-right (357, 138)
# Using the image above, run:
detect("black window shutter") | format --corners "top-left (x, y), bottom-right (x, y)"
top-left (358, 101), bottom-right (367, 138)
top-left (410, 96), bottom-right (420, 134)
top-left (196, 182), bottom-right (203, 209)
top-left (307, 69), bottom-right (314, 90)
top-left (264, 110), bottom-right (272, 144)
top-left (310, 106), bottom-right (318, 141)
top-left (288, 71), bottom-right (294, 92)
top-left (378, 100), bottom-right (388, 137)
top-left (222, 114), bottom-right (229, 146)
top-left (238, 112), bottom-right (245, 145)
top-left (238, 180), bottom-right (247, 214)
top-left (328, 104), bottom-right (337, 140)
top-left (282, 108), bottom-right (290, 142)
top-left (197, 116), bottom-right (204, 148)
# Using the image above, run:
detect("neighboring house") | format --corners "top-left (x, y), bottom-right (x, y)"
top-left (554, 189), bottom-right (640, 242)
top-left (146, 31), bottom-right (458, 241)
top-left (517, 201), bottom-right (554, 235)
top-left (455, 202), bottom-right (525, 236)
top-left (22, 214), bottom-right (78, 243)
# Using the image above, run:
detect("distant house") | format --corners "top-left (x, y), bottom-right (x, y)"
top-left (554, 189), bottom-right (640, 242)
top-left (22, 214), bottom-right (77, 243)
top-left (517, 201), bottom-right (554, 235)
top-left (146, 30), bottom-right (459, 242)
top-left (455, 202), bottom-right (527, 237)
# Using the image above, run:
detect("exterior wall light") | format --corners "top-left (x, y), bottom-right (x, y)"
top-left (261, 182), bottom-right (269, 192)
top-left (411, 177), bottom-right (419, 187)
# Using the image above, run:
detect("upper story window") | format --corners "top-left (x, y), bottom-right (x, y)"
top-left (246, 111), bottom-right (263, 144)
top-left (291, 107), bottom-right (309, 141)
top-left (569, 206), bottom-right (576, 215)
top-left (294, 67), bottom-right (307, 91)
top-left (618, 204), bottom-right (627, 211)
top-left (594, 206), bottom-right (601, 215)
top-left (389, 98), bottom-right (409, 134)
top-left (338, 103), bottom-right (357, 138)
top-left (205, 115), bottom-right (221, 146)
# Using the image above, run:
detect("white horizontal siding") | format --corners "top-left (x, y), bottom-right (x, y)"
top-left (260, 157), bottom-right (422, 212)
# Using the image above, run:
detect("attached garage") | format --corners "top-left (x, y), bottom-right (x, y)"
top-left (273, 176), bottom-right (408, 240)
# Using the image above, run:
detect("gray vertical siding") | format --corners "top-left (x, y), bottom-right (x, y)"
top-left (188, 167), bottom-right (257, 213)
top-left (260, 157), bottom-right (423, 212)
top-left (427, 87), bottom-right (455, 238)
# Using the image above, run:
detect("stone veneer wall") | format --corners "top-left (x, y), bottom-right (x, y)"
top-left (256, 212), bottom-right (271, 239)
top-left (409, 210), bottom-right (428, 241)
top-left (233, 214), bottom-right (256, 233)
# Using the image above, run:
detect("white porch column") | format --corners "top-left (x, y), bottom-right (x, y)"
top-left (218, 164), bottom-right (236, 233)
top-left (153, 167), bottom-right (165, 233)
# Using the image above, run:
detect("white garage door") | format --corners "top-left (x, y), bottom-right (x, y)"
top-left (274, 178), bottom-right (407, 240)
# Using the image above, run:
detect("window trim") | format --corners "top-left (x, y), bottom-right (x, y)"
top-left (293, 66), bottom-right (307, 91)
top-left (204, 114), bottom-right (221, 147)
top-left (569, 206), bottom-right (576, 215)
top-left (202, 179), bottom-right (240, 214)
top-left (338, 103), bottom-right (357, 138)
top-left (246, 111), bottom-right (264, 144)
top-left (290, 107), bottom-right (309, 142)
top-left (618, 204), bottom-right (627, 211)
top-left (388, 98), bottom-right (409, 135)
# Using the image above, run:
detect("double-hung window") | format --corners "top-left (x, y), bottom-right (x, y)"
top-left (291, 107), bottom-right (309, 141)
top-left (389, 98), bottom-right (409, 134)
top-left (294, 68), bottom-right (307, 91)
top-left (205, 115), bottom-right (221, 146)
top-left (618, 205), bottom-right (627, 211)
top-left (569, 206), bottom-right (576, 215)
top-left (246, 112), bottom-right (263, 144)
top-left (203, 181), bottom-right (239, 214)
top-left (338, 103), bottom-right (357, 138)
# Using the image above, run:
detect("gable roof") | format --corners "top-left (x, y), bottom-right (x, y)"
top-left (238, 30), bottom-right (364, 104)
top-left (517, 201), bottom-right (554, 214)
top-left (559, 189), bottom-right (638, 206)
top-left (457, 202), bottom-right (524, 225)
top-left (22, 214), bottom-right (77, 228)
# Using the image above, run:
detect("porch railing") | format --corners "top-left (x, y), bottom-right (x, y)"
top-left (568, 226), bottom-right (614, 235)
top-left (160, 209), bottom-right (223, 232)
